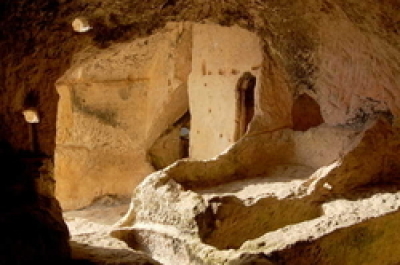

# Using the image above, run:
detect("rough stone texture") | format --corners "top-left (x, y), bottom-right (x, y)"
top-left (0, 0), bottom-right (99, 262)
top-left (315, 8), bottom-right (400, 125)
top-left (188, 24), bottom-right (263, 160)
top-left (63, 196), bottom-right (162, 265)
top-left (113, 118), bottom-right (400, 265)
top-left (292, 94), bottom-right (324, 131)
top-left (0, 0), bottom-right (399, 264)
top-left (109, 1), bottom-right (400, 263)
top-left (267, 210), bottom-right (400, 265)
top-left (55, 22), bottom-right (192, 210)
top-left (0, 0), bottom-right (261, 260)
top-left (55, 21), bottom-right (264, 209)
top-left (148, 118), bottom-right (190, 170)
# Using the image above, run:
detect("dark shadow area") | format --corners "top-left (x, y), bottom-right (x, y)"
top-left (292, 93), bottom-right (324, 131)
top-left (148, 111), bottom-right (191, 170)
top-left (235, 72), bottom-right (256, 140)
top-left (70, 241), bottom-right (161, 265)
top-left (0, 142), bottom-right (70, 264)
top-left (198, 195), bottom-right (321, 250)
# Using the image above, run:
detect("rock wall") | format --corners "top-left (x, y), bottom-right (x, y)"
top-left (0, 144), bottom-right (70, 264)
top-left (315, 9), bottom-right (399, 125)
top-left (0, 0), bottom-right (87, 263)
top-left (0, 0), bottom-right (398, 263)
top-left (55, 22), bottom-right (192, 210)
top-left (110, 1), bottom-right (400, 265)
top-left (113, 118), bottom-right (400, 265)
top-left (188, 24), bottom-right (263, 160)
top-left (55, 22), bottom-right (264, 208)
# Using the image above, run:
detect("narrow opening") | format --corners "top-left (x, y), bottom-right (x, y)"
top-left (235, 72), bottom-right (256, 140)
top-left (179, 126), bottom-right (190, 158)
top-left (292, 93), bottom-right (324, 131)
top-left (148, 111), bottom-right (191, 170)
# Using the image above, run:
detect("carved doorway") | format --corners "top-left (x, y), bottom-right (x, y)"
top-left (235, 72), bottom-right (256, 140)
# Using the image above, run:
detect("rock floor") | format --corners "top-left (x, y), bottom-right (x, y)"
top-left (63, 196), bottom-right (161, 265)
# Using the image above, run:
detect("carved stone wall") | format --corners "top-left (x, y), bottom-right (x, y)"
top-left (55, 23), bottom-right (192, 210)
top-left (188, 24), bottom-right (263, 160)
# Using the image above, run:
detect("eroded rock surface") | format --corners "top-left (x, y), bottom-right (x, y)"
top-left (0, 0), bottom-right (399, 264)
top-left (55, 22), bottom-right (192, 210)
top-left (50, 0), bottom-right (399, 214)
top-left (112, 119), bottom-right (400, 264)
top-left (188, 23), bottom-right (263, 160)
top-left (109, 1), bottom-right (400, 263)
top-left (64, 195), bottom-right (161, 265)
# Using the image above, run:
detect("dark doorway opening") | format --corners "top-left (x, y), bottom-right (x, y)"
top-left (148, 112), bottom-right (191, 170)
top-left (235, 72), bottom-right (256, 140)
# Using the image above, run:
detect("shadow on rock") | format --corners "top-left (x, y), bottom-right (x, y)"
top-left (70, 241), bottom-right (162, 265)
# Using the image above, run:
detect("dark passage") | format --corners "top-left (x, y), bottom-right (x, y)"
top-left (235, 72), bottom-right (256, 140)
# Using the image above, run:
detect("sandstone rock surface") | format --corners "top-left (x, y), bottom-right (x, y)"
top-left (64, 195), bottom-right (161, 265)
top-left (112, 119), bottom-right (400, 265)
top-left (55, 22), bottom-right (192, 210)
top-left (0, 0), bottom-right (399, 264)
top-left (109, 1), bottom-right (400, 263)
top-left (188, 23), bottom-right (263, 159)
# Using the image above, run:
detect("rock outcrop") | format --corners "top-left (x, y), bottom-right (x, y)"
top-left (54, 21), bottom-right (266, 209)
top-left (55, 22), bottom-right (192, 210)
top-left (112, 118), bottom-right (400, 265)
top-left (109, 1), bottom-right (400, 264)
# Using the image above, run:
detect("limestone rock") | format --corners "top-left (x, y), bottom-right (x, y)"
top-left (148, 113), bottom-right (190, 170)
top-left (55, 22), bottom-right (192, 210)
top-left (188, 23), bottom-right (263, 160)
top-left (112, 118), bottom-right (400, 265)
top-left (267, 210), bottom-right (400, 265)
top-left (0, 0), bottom-right (399, 264)
top-left (108, 4), bottom-right (400, 261)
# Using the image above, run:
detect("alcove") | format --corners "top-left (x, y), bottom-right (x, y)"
top-left (148, 112), bottom-right (191, 170)
top-left (292, 93), bottom-right (324, 131)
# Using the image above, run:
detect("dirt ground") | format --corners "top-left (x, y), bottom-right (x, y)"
top-left (63, 195), bottom-right (161, 265)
